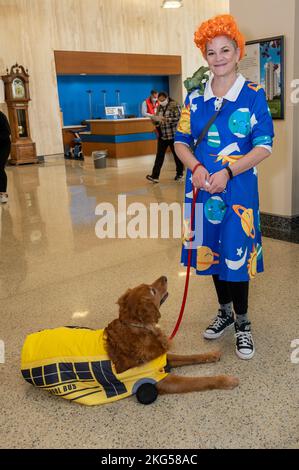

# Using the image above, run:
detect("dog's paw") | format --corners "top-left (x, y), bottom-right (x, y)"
top-left (218, 375), bottom-right (239, 390)
top-left (210, 351), bottom-right (221, 362)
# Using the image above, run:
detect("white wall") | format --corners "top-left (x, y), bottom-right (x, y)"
top-left (230, 0), bottom-right (297, 217)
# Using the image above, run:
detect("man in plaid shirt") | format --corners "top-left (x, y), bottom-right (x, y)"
top-left (146, 91), bottom-right (184, 183)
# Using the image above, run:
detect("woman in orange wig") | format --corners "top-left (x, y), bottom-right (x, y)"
top-left (174, 14), bottom-right (274, 359)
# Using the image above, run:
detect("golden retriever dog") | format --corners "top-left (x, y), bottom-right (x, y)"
top-left (21, 276), bottom-right (238, 406)
top-left (105, 276), bottom-right (239, 396)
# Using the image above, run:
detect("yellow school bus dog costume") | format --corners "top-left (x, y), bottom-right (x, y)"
top-left (21, 327), bottom-right (169, 406)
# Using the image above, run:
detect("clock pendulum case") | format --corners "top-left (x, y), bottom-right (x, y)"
top-left (1, 64), bottom-right (38, 165)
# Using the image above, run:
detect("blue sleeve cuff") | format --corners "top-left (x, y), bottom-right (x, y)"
top-left (174, 132), bottom-right (193, 148)
top-left (252, 135), bottom-right (273, 147)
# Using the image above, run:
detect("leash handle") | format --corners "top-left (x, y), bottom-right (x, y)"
top-left (169, 187), bottom-right (199, 340)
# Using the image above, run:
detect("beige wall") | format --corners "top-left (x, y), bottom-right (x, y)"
top-left (230, 0), bottom-right (297, 217)
top-left (0, 0), bottom-right (228, 157)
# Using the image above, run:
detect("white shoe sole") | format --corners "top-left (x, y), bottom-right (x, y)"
top-left (203, 321), bottom-right (234, 340)
top-left (235, 348), bottom-right (255, 360)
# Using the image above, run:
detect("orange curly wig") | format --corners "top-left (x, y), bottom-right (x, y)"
top-left (194, 14), bottom-right (245, 60)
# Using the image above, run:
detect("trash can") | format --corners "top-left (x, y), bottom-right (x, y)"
top-left (92, 150), bottom-right (108, 169)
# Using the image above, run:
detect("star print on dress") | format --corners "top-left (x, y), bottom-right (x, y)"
top-left (211, 142), bottom-right (243, 165)
top-left (191, 103), bottom-right (198, 112)
top-left (237, 247), bottom-right (243, 256)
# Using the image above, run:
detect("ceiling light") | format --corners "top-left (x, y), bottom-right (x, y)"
top-left (72, 311), bottom-right (89, 318)
top-left (162, 0), bottom-right (182, 9)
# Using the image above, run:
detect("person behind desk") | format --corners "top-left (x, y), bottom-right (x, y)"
top-left (141, 90), bottom-right (159, 117)
top-left (146, 91), bottom-right (184, 183)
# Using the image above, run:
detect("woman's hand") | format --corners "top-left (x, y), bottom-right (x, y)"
top-left (192, 165), bottom-right (211, 189)
top-left (207, 169), bottom-right (229, 194)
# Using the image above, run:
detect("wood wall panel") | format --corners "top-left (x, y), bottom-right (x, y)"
top-left (55, 51), bottom-right (181, 75)
top-left (0, 0), bottom-right (228, 156)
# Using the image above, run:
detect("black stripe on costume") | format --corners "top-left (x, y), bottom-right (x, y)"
top-left (44, 363), bottom-right (59, 385)
top-left (69, 389), bottom-right (102, 402)
top-left (91, 361), bottom-right (127, 398)
top-left (74, 362), bottom-right (93, 380)
top-left (21, 369), bottom-right (34, 385)
top-left (59, 362), bottom-right (76, 381)
top-left (31, 366), bottom-right (44, 386)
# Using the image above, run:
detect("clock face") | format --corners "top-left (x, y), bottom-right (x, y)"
top-left (12, 78), bottom-right (25, 99)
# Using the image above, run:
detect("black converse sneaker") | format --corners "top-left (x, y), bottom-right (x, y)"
top-left (203, 310), bottom-right (234, 339)
top-left (174, 174), bottom-right (184, 182)
top-left (146, 175), bottom-right (159, 183)
top-left (235, 322), bottom-right (255, 359)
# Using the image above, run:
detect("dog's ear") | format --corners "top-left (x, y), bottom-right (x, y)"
top-left (117, 289), bottom-right (132, 321)
top-left (117, 289), bottom-right (132, 308)
top-left (137, 296), bottom-right (161, 324)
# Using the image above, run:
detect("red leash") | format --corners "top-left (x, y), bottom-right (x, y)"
top-left (169, 186), bottom-right (199, 340)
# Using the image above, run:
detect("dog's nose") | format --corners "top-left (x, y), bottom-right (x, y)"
top-left (162, 276), bottom-right (167, 283)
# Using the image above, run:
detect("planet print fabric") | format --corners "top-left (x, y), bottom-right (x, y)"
top-left (175, 76), bottom-right (274, 281)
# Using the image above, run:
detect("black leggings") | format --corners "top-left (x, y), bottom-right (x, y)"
top-left (0, 139), bottom-right (11, 192)
top-left (212, 274), bottom-right (249, 316)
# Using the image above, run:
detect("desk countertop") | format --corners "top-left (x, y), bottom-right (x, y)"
top-left (62, 125), bottom-right (87, 129)
top-left (86, 118), bottom-right (151, 123)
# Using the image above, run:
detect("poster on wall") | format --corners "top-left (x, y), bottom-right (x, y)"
top-left (239, 35), bottom-right (284, 119)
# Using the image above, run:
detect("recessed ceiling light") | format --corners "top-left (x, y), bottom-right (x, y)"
top-left (72, 311), bottom-right (89, 318)
top-left (162, 0), bottom-right (182, 8)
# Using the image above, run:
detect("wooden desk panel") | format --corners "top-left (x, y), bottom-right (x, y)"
top-left (82, 140), bottom-right (157, 158)
top-left (89, 118), bottom-right (155, 135)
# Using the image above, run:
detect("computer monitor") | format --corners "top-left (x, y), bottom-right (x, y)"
top-left (105, 106), bottom-right (125, 119)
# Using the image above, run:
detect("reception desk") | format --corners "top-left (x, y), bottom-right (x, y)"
top-left (80, 118), bottom-right (157, 159)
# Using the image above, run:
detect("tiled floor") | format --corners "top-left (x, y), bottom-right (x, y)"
top-left (0, 157), bottom-right (298, 449)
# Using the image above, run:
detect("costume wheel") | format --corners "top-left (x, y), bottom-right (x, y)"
top-left (136, 383), bottom-right (158, 405)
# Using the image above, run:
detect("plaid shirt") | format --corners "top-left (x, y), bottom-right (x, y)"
top-left (156, 99), bottom-right (181, 140)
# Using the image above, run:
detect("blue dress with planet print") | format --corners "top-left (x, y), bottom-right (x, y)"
top-left (175, 74), bottom-right (274, 281)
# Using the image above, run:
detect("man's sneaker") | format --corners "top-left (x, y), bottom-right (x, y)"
top-left (0, 193), bottom-right (8, 203)
top-left (203, 310), bottom-right (234, 339)
top-left (174, 174), bottom-right (184, 182)
top-left (235, 322), bottom-right (255, 360)
top-left (146, 175), bottom-right (159, 183)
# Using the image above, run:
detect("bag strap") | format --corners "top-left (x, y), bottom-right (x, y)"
top-left (193, 98), bottom-right (227, 153)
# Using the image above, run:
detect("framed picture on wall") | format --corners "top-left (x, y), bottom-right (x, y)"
top-left (238, 35), bottom-right (284, 119)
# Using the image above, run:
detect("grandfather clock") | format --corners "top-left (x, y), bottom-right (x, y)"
top-left (2, 64), bottom-right (37, 164)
